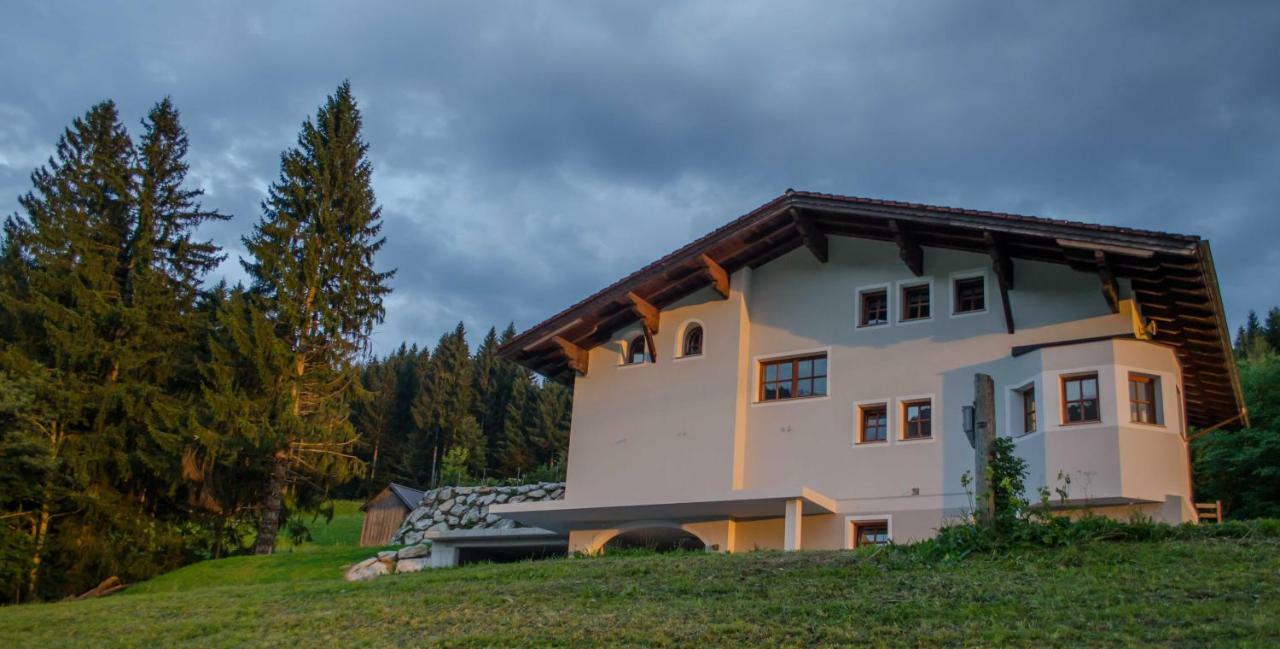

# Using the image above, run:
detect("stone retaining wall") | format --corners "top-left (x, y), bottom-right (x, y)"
top-left (390, 482), bottom-right (565, 546)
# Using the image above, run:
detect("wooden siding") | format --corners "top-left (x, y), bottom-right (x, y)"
top-left (360, 490), bottom-right (410, 547)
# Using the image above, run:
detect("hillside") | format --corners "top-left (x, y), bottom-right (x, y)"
top-left (1, 535), bottom-right (1277, 647)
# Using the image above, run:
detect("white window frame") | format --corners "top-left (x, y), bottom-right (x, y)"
top-left (852, 398), bottom-right (894, 446)
top-left (750, 346), bottom-right (832, 407)
top-left (896, 393), bottom-right (938, 444)
top-left (1118, 366), bottom-right (1174, 429)
top-left (673, 318), bottom-right (706, 362)
top-left (1004, 377), bottom-right (1041, 440)
top-left (895, 277), bottom-right (935, 325)
top-left (949, 268), bottom-right (990, 318)
top-left (854, 282), bottom-right (893, 329)
top-left (616, 328), bottom-right (650, 369)
top-left (845, 514), bottom-right (893, 549)
top-left (1049, 366), bottom-right (1109, 431)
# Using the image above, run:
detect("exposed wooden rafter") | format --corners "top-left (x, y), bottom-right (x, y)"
top-left (888, 220), bottom-right (924, 276)
top-left (626, 291), bottom-right (660, 362)
top-left (984, 232), bottom-right (1015, 334)
top-left (1095, 250), bottom-right (1120, 314)
top-left (699, 254), bottom-right (731, 299)
top-left (789, 207), bottom-right (828, 263)
top-left (552, 336), bottom-right (589, 376)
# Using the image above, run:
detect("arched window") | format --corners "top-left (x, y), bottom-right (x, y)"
top-left (627, 335), bottom-right (648, 364)
top-left (682, 325), bottom-right (703, 357)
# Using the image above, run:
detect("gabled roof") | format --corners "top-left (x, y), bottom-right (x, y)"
top-left (362, 482), bottom-right (426, 511)
top-left (498, 190), bottom-right (1245, 429)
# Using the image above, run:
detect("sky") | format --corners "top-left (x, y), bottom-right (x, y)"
top-left (2, 1), bottom-right (1278, 354)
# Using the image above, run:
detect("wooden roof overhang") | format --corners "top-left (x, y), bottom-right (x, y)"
top-left (498, 190), bottom-right (1246, 430)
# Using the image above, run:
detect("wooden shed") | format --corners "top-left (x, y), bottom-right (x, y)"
top-left (359, 482), bottom-right (425, 547)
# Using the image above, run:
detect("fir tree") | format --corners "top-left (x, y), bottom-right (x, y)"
top-left (237, 82), bottom-right (393, 554)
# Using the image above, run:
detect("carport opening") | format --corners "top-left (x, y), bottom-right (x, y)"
top-left (603, 527), bottom-right (706, 553)
top-left (456, 544), bottom-right (566, 566)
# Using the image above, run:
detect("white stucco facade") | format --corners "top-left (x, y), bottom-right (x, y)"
top-left (493, 237), bottom-right (1198, 551)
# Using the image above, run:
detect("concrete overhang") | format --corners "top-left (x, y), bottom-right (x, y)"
top-left (488, 486), bottom-right (837, 533)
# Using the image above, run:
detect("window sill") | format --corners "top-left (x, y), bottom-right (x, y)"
top-left (896, 317), bottom-right (933, 326)
top-left (1059, 419), bottom-right (1103, 427)
top-left (856, 322), bottom-right (890, 330)
top-left (854, 439), bottom-right (889, 447)
top-left (672, 353), bottom-right (703, 363)
top-left (752, 394), bottom-right (830, 408)
top-left (950, 309), bottom-right (988, 319)
top-left (897, 437), bottom-right (936, 445)
top-left (617, 362), bottom-right (650, 370)
top-left (1125, 420), bottom-right (1169, 430)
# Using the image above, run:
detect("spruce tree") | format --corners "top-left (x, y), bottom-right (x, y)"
top-left (238, 82), bottom-right (393, 554)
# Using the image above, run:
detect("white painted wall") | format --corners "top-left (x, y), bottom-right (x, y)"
top-left (560, 237), bottom-right (1195, 549)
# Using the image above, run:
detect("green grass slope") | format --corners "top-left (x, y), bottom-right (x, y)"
top-left (129, 499), bottom-right (372, 595)
top-left (2, 536), bottom-right (1278, 647)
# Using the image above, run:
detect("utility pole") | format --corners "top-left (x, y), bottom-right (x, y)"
top-left (973, 373), bottom-right (997, 525)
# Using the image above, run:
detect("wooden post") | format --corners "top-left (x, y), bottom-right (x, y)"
top-left (973, 373), bottom-right (997, 525)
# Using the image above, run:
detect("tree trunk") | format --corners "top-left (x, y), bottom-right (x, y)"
top-left (253, 452), bottom-right (289, 555)
top-left (27, 496), bottom-right (51, 603)
top-left (973, 373), bottom-right (997, 526)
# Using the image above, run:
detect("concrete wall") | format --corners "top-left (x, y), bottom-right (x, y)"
top-left (559, 237), bottom-right (1195, 551)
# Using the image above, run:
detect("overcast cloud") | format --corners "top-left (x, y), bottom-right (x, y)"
top-left (2, 1), bottom-right (1278, 354)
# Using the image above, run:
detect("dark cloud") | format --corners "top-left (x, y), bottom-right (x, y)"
top-left (2, 1), bottom-right (1278, 353)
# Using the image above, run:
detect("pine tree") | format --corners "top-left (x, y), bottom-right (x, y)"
top-left (410, 323), bottom-right (475, 485)
top-left (237, 82), bottom-right (393, 554)
top-left (0, 96), bottom-right (233, 600)
top-left (472, 327), bottom-right (503, 469)
top-left (1236, 310), bottom-right (1264, 356)
top-left (1264, 307), bottom-right (1280, 353)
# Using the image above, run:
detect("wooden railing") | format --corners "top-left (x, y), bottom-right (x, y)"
top-left (1195, 500), bottom-right (1223, 524)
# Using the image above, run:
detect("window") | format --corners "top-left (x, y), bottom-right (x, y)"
top-left (954, 276), bottom-right (985, 313)
top-left (902, 399), bottom-right (932, 440)
top-left (760, 354), bottom-right (828, 402)
top-left (682, 325), bottom-right (703, 357)
top-left (626, 335), bottom-right (648, 365)
top-left (1061, 373), bottom-right (1100, 424)
top-left (858, 403), bottom-right (888, 443)
top-left (1020, 385), bottom-right (1037, 435)
top-left (859, 289), bottom-right (888, 327)
top-left (1129, 374), bottom-right (1160, 424)
top-left (853, 521), bottom-right (889, 547)
top-left (901, 284), bottom-right (930, 321)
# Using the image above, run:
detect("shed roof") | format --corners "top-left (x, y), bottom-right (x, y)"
top-left (499, 190), bottom-right (1245, 429)
top-left (361, 482), bottom-right (426, 511)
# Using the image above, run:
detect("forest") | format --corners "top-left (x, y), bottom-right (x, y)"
top-left (0, 83), bottom-right (569, 604)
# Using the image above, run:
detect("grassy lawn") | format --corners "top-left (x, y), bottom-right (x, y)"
top-left (1, 535), bottom-right (1278, 647)
top-left (132, 499), bottom-right (372, 595)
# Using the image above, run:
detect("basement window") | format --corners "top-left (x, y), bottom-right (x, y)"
top-left (853, 521), bottom-right (889, 547)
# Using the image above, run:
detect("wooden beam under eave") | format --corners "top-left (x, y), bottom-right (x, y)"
top-left (1095, 250), bottom-right (1120, 314)
top-left (984, 232), bottom-right (1015, 334)
top-left (888, 220), bottom-right (924, 276)
top-left (699, 253), bottom-right (731, 299)
top-left (789, 207), bottom-right (829, 263)
top-left (626, 291), bottom-right (660, 335)
top-left (551, 336), bottom-right (589, 376)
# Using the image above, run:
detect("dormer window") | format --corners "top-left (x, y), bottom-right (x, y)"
top-left (682, 325), bottom-right (703, 357)
top-left (627, 335), bottom-right (648, 365)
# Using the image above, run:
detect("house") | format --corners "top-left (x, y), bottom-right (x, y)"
top-left (489, 190), bottom-right (1245, 554)
top-left (359, 483), bottom-right (425, 547)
